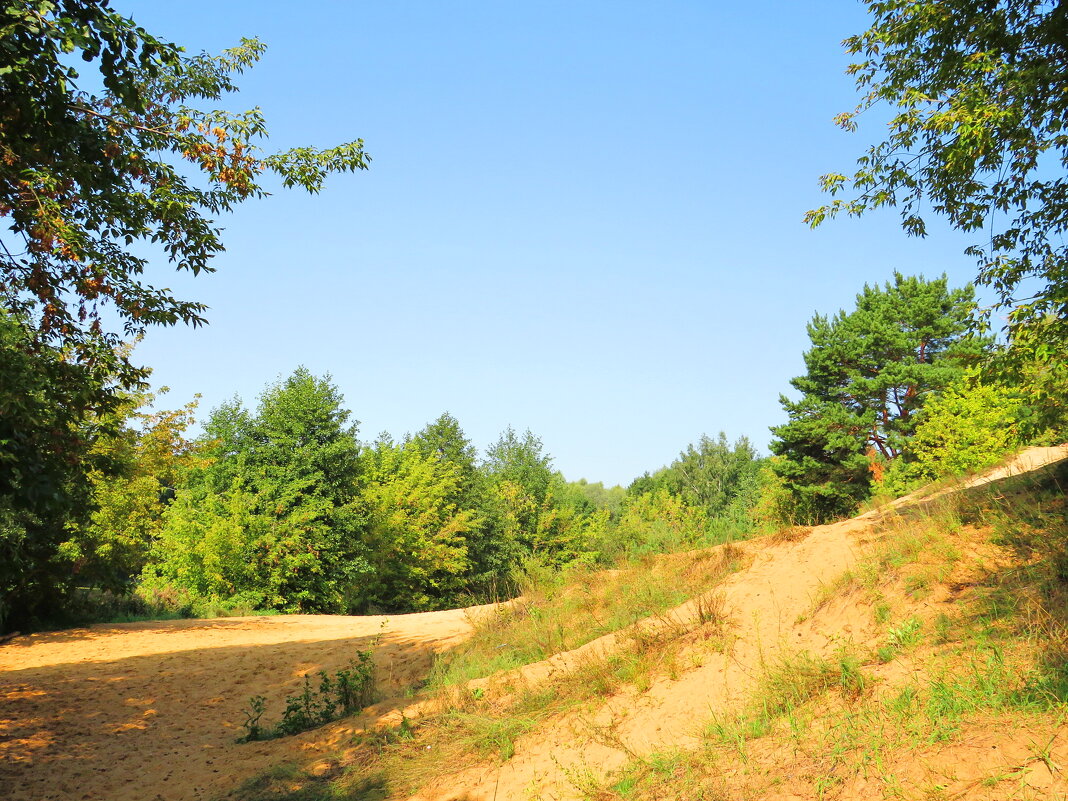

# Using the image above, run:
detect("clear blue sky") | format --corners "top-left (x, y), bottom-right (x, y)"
top-left (126, 1), bottom-right (991, 487)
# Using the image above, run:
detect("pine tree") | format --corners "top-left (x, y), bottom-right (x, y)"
top-left (770, 273), bottom-right (987, 522)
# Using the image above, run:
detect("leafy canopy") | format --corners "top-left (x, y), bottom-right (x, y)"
top-left (356, 436), bottom-right (476, 612)
top-left (880, 369), bottom-right (1024, 494)
top-left (146, 369), bottom-right (367, 613)
top-left (0, 0), bottom-right (369, 375)
top-left (0, 2), bottom-right (368, 629)
top-left (60, 390), bottom-right (201, 595)
top-left (807, 0), bottom-right (1068, 352)
top-left (0, 308), bottom-right (110, 629)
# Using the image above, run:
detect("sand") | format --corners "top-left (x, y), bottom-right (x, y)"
top-left (0, 610), bottom-right (478, 800)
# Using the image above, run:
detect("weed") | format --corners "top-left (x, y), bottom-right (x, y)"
top-left (837, 651), bottom-right (868, 698)
top-left (757, 651), bottom-right (852, 716)
top-left (904, 568), bottom-right (934, 598)
top-left (874, 600), bottom-right (892, 624)
top-left (879, 616), bottom-right (923, 662)
top-left (238, 650), bottom-right (376, 742)
top-left (241, 694), bottom-right (267, 742)
top-left (705, 648), bottom-right (870, 758)
top-left (806, 569), bottom-right (860, 618)
top-left (693, 591), bottom-right (727, 627)
top-left (814, 772), bottom-right (842, 799)
top-left (933, 613), bottom-right (954, 644)
top-left (1028, 730), bottom-right (1063, 774)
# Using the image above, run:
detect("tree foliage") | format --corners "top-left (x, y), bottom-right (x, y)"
top-left (0, 309), bottom-right (112, 629)
top-left (1005, 318), bottom-right (1068, 441)
top-left (146, 369), bottom-right (367, 612)
top-left (409, 412), bottom-right (479, 477)
top-left (60, 390), bottom-right (201, 594)
top-left (557, 479), bottom-right (626, 518)
top-left (479, 427), bottom-right (555, 565)
top-left (627, 432), bottom-right (765, 539)
top-left (483, 427), bottom-right (555, 509)
top-left (770, 273), bottom-right (986, 521)
top-left (356, 436), bottom-right (476, 612)
top-left (407, 412), bottom-right (481, 530)
top-left (0, 0), bottom-right (368, 375)
top-left (880, 369), bottom-right (1024, 494)
top-left (611, 490), bottom-right (710, 559)
top-left (0, 2), bottom-right (369, 630)
top-left (808, 0), bottom-right (1068, 352)
top-left (663, 433), bottom-right (763, 520)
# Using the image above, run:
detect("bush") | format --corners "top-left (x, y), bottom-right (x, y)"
top-left (239, 650), bottom-right (376, 742)
top-left (608, 490), bottom-right (710, 559)
top-left (881, 372), bottom-right (1023, 495)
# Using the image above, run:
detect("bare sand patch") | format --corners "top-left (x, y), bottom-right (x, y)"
top-left (0, 610), bottom-right (480, 800)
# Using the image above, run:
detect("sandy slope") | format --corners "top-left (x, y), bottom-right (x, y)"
top-left (405, 496), bottom-right (884, 800)
top-left (2, 445), bottom-right (1066, 801)
top-left (406, 445), bottom-right (1068, 801)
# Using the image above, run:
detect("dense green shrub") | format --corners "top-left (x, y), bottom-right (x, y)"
top-left (881, 372), bottom-right (1024, 495)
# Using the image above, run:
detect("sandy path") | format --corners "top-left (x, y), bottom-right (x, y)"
top-left (0, 610), bottom-right (479, 801)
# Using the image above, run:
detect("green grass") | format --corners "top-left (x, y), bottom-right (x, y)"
top-left (427, 544), bottom-right (744, 689)
top-left (705, 648), bottom-right (870, 758)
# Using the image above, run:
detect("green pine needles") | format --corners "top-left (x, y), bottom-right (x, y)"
top-left (769, 272), bottom-right (988, 522)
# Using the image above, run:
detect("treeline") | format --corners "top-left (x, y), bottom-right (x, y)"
top-left (4, 2), bottom-right (1066, 640)
top-left (2, 272), bottom-right (1064, 633)
top-left (0, 331), bottom-right (764, 630)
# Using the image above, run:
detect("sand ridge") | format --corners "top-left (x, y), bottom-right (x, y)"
top-left (402, 445), bottom-right (1068, 800)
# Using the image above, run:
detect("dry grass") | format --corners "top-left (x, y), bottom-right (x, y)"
top-left (767, 524), bottom-right (812, 544)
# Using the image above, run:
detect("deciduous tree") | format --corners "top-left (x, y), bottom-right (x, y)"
top-left (808, 0), bottom-right (1068, 354)
top-left (0, 309), bottom-right (110, 629)
top-left (356, 436), bottom-right (476, 612)
top-left (60, 391), bottom-right (202, 594)
top-left (0, 0), bottom-right (369, 380)
top-left (0, 0), bottom-right (369, 628)
top-left (664, 433), bottom-right (763, 520)
top-left (146, 369), bottom-right (367, 612)
top-left (880, 369), bottom-right (1023, 494)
